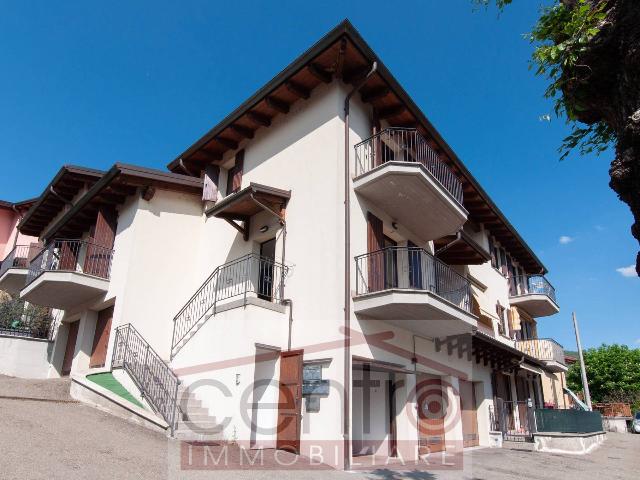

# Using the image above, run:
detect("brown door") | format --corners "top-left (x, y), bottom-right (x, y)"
top-left (515, 376), bottom-right (530, 433)
top-left (85, 207), bottom-right (117, 277)
top-left (276, 349), bottom-right (303, 453)
top-left (417, 374), bottom-right (446, 454)
top-left (366, 212), bottom-right (384, 292)
top-left (61, 321), bottom-right (80, 376)
top-left (90, 306), bottom-right (114, 368)
top-left (58, 241), bottom-right (78, 271)
top-left (459, 380), bottom-right (479, 447)
top-left (388, 374), bottom-right (398, 457)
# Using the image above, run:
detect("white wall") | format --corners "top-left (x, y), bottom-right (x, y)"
top-left (0, 334), bottom-right (53, 378)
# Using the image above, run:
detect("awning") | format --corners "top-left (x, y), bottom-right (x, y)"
top-left (205, 183), bottom-right (290, 240)
top-left (352, 356), bottom-right (415, 375)
top-left (519, 362), bottom-right (543, 376)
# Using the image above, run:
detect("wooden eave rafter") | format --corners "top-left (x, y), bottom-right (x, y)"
top-left (167, 19), bottom-right (546, 274)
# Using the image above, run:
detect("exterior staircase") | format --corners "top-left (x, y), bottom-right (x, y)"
top-left (174, 384), bottom-right (224, 441)
top-left (170, 253), bottom-right (287, 359)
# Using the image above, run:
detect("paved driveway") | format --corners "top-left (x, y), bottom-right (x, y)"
top-left (1, 375), bottom-right (637, 479)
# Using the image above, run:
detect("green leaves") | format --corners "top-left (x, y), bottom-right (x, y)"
top-left (567, 344), bottom-right (640, 407)
top-left (481, 0), bottom-right (615, 160)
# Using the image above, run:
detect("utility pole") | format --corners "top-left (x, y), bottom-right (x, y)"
top-left (572, 312), bottom-right (592, 411)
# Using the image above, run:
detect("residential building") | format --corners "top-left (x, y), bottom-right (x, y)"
top-left (12, 20), bottom-right (568, 469)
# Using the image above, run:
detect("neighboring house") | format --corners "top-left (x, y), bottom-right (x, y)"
top-left (12, 20), bottom-right (569, 468)
top-left (0, 197), bottom-right (58, 378)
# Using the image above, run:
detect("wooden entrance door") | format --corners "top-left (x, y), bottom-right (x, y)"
top-left (61, 321), bottom-right (79, 376)
top-left (276, 349), bottom-right (303, 453)
top-left (417, 375), bottom-right (446, 454)
top-left (85, 207), bottom-right (117, 277)
top-left (366, 212), bottom-right (384, 292)
top-left (459, 380), bottom-right (479, 447)
top-left (90, 306), bottom-right (114, 368)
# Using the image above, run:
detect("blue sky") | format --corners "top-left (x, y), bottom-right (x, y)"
top-left (0, 1), bottom-right (636, 349)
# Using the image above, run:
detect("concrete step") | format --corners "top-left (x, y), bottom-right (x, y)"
top-left (177, 420), bottom-right (221, 430)
top-left (179, 406), bottom-right (209, 416)
top-left (181, 413), bottom-right (217, 423)
top-left (174, 426), bottom-right (224, 441)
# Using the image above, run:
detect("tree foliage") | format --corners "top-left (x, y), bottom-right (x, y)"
top-left (567, 344), bottom-right (640, 409)
top-left (0, 294), bottom-right (54, 338)
top-left (478, 0), bottom-right (614, 159)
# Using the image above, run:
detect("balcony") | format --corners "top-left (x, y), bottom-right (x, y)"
top-left (515, 338), bottom-right (567, 372)
top-left (509, 275), bottom-right (559, 317)
top-left (21, 239), bottom-right (113, 310)
top-left (0, 245), bottom-right (42, 295)
top-left (353, 128), bottom-right (467, 241)
top-left (353, 247), bottom-right (477, 337)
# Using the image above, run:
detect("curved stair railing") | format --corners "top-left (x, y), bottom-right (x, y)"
top-left (111, 323), bottom-right (179, 434)
top-left (170, 253), bottom-right (288, 359)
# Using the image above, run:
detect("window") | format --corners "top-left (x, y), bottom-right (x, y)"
top-left (225, 150), bottom-right (244, 196)
top-left (496, 302), bottom-right (507, 336)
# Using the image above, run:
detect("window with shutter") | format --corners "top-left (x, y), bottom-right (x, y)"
top-left (226, 150), bottom-right (244, 196)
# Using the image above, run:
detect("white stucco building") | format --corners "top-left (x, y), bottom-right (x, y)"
top-left (8, 20), bottom-right (569, 470)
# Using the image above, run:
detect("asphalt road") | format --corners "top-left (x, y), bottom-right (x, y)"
top-left (1, 375), bottom-right (637, 479)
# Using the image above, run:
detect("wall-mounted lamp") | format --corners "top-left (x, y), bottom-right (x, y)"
top-left (391, 222), bottom-right (398, 230)
top-left (259, 225), bottom-right (269, 233)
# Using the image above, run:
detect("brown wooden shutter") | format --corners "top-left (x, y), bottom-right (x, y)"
top-left (367, 212), bottom-right (384, 292)
top-left (232, 150), bottom-right (244, 193)
top-left (85, 207), bottom-right (117, 276)
top-left (488, 236), bottom-right (496, 267)
top-left (202, 164), bottom-right (220, 202)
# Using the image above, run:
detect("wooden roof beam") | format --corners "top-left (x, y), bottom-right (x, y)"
top-left (286, 81), bottom-right (310, 99)
top-left (229, 124), bottom-right (254, 139)
top-left (377, 105), bottom-right (406, 119)
top-left (308, 63), bottom-right (332, 83)
top-left (266, 96), bottom-right (289, 114)
top-left (246, 111), bottom-right (271, 127)
top-left (361, 86), bottom-right (390, 104)
top-left (216, 137), bottom-right (238, 150)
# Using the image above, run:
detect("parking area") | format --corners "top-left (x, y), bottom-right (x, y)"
top-left (1, 376), bottom-right (637, 479)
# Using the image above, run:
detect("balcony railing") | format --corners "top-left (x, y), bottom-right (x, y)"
top-left (515, 338), bottom-right (565, 365)
top-left (354, 246), bottom-right (471, 313)
top-left (25, 239), bottom-right (114, 286)
top-left (509, 275), bottom-right (557, 304)
top-left (171, 253), bottom-right (289, 358)
top-left (354, 128), bottom-right (463, 204)
top-left (0, 244), bottom-right (42, 278)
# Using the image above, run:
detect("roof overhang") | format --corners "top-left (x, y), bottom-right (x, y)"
top-left (166, 19), bottom-right (547, 273)
top-left (18, 165), bottom-right (105, 237)
top-left (435, 230), bottom-right (491, 265)
top-left (34, 163), bottom-right (203, 241)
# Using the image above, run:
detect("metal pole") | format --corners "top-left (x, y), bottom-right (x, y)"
top-left (572, 312), bottom-right (592, 410)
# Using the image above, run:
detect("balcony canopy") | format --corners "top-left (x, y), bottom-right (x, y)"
top-left (205, 183), bottom-right (290, 240)
top-left (434, 230), bottom-right (491, 265)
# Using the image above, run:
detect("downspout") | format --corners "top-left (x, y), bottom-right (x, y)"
top-left (342, 61), bottom-right (377, 471)
top-left (434, 231), bottom-right (462, 257)
top-left (282, 299), bottom-right (293, 351)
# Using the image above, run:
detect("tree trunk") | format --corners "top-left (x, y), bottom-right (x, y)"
top-left (561, 0), bottom-right (640, 275)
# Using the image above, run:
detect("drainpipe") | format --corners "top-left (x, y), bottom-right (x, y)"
top-left (282, 299), bottom-right (293, 351)
top-left (342, 61), bottom-right (377, 471)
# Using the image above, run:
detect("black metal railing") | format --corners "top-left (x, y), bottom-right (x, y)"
top-left (0, 244), bottom-right (42, 278)
top-left (25, 239), bottom-right (114, 286)
top-left (111, 323), bottom-right (179, 434)
top-left (493, 399), bottom-right (537, 439)
top-left (0, 298), bottom-right (56, 340)
top-left (509, 275), bottom-right (557, 304)
top-left (515, 338), bottom-right (565, 365)
top-left (171, 253), bottom-right (289, 359)
top-left (354, 246), bottom-right (471, 313)
top-left (354, 128), bottom-right (463, 204)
